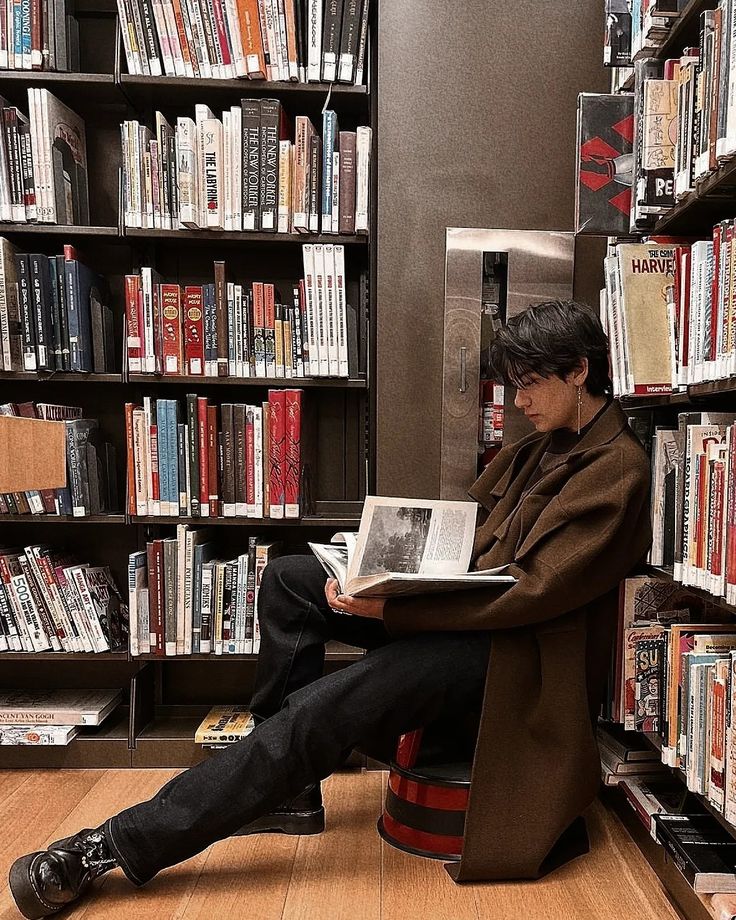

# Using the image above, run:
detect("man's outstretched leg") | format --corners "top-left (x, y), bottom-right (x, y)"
top-left (9, 629), bottom-right (491, 918)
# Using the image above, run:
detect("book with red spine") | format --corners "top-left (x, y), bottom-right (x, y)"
top-left (207, 404), bottom-right (219, 517)
top-left (284, 388), bottom-right (302, 518)
top-left (147, 539), bottom-right (165, 656)
top-left (210, 0), bottom-right (233, 73)
top-left (712, 452), bottom-right (726, 589)
top-left (197, 397), bottom-right (210, 517)
top-left (727, 423), bottom-right (736, 603)
top-left (245, 405), bottom-right (256, 516)
top-left (183, 285), bottom-right (205, 376)
top-left (268, 389), bottom-right (285, 518)
top-left (125, 275), bottom-right (143, 372)
top-left (253, 281), bottom-right (266, 376)
top-left (125, 403), bottom-right (137, 516)
top-left (160, 283), bottom-right (183, 375)
top-left (262, 399), bottom-right (271, 517)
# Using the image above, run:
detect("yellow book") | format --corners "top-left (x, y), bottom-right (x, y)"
top-left (195, 706), bottom-right (255, 745)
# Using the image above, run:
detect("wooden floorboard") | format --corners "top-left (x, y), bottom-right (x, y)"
top-left (0, 771), bottom-right (683, 920)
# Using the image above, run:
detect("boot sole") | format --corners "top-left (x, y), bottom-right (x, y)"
top-left (233, 807), bottom-right (325, 836)
top-left (9, 852), bottom-right (61, 920)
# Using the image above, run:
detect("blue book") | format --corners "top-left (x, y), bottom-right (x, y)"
top-left (65, 259), bottom-right (100, 372)
top-left (321, 111), bottom-right (338, 231)
top-left (156, 398), bottom-right (169, 516)
top-left (166, 400), bottom-right (179, 514)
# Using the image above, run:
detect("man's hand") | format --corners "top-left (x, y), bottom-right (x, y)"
top-left (324, 578), bottom-right (386, 620)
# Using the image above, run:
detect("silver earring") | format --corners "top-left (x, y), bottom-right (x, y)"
top-left (577, 386), bottom-right (582, 436)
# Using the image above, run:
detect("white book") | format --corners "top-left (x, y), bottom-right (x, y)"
top-left (307, 0), bottom-right (322, 81)
top-left (235, 553), bottom-right (247, 654)
top-left (323, 244), bottom-right (339, 375)
top-left (199, 111), bottom-right (224, 231)
top-left (223, 109), bottom-right (233, 231)
top-left (223, 0), bottom-right (247, 76)
top-left (254, 405), bottom-right (263, 518)
top-left (143, 146), bottom-right (154, 229)
top-left (0, 724), bottom-right (79, 745)
top-left (331, 150), bottom-right (340, 232)
top-left (184, 0), bottom-right (211, 77)
top-left (334, 244), bottom-right (349, 377)
top-left (278, 140), bottom-right (292, 233)
top-left (355, 125), bottom-right (371, 233)
top-left (68, 567), bottom-right (109, 653)
top-left (235, 284), bottom-right (245, 377)
top-left (162, 0), bottom-right (185, 75)
top-left (231, 106), bottom-right (242, 230)
top-left (176, 117), bottom-right (199, 228)
top-left (9, 571), bottom-right (51, 652)
top-left (0, 689), bottom-right (122, 726)
top-left (143, 396), bottom-right (158, 516)
top-left (276, 0), bottom-right (290, 79)
top-left (140, 266), bottom-right (157, 372)
top-left (24, 548), bottom-right (64, 653)
top-left (313, 243), bottom-right (329, 376)
top-left (302, 244), bottom-right (319, 375)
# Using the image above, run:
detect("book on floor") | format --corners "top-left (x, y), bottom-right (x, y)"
top-left (0, 725), bottom-right (79, 745)
top-left (0, 689), bottom-right (122, 725)
top-left (308, 496), bottom-right (516, 599)
top-left (195, 706), bottom-right (255, 745)
top-left (653, 813), bottom-right (736, 893)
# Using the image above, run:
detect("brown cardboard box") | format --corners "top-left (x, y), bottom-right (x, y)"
top-left (0, 416), bottom-right (66, 492)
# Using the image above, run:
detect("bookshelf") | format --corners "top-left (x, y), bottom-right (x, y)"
top-left (0, 3), bottom-right (376, 768)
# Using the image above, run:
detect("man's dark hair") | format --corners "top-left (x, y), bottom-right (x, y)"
top-left (489, 300), bottom-right (612, 397)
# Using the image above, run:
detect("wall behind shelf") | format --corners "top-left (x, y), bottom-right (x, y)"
top-left (375, 0), bottom-right (610, 497)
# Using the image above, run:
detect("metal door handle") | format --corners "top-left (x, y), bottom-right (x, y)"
top-left (459, 347), bottom-right (467, 393)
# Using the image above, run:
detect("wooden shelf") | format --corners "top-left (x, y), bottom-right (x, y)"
top-left (128, 373), bottom-right (367, 388)
top-left (620, 377), bottom-right (736, 409)
top-left (0, 71), bottom-right (122, 109)
top-left (124, 227), bottom-right (368, 245)
top-left (0, 514), bottom-right (127, 524)
top-left (133, 641), bottom-right (363, 662)
top-left (646, 563), bottom-right (736, 617)
top-left (119, 74), bottom-right (369, 113)
top-left (620, 392), bottom-right (691, 409)
top-left (652, 155), bottom-right (736, 236)
top-left (0, 371), bottom-right (122, 383)
top-left (132, 515), bottom-right (361, 528)
top-left (0, 223), bottom-right (119, 237)
top-left (0, 651), bottom-right (129, 660)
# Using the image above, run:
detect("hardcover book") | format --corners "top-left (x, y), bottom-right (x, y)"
top-left (575, 93), bottom-right (634, 235)
top-left (653, 813), bottom-right (736, 892)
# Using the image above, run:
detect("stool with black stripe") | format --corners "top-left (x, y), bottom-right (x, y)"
top-left (377, 727), bottom-right (470, 861)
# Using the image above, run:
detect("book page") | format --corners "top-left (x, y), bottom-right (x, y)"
top-left (348, 496), bottom-right (478, 586)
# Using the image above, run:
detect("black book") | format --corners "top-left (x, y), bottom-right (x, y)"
top-left (295, 0), bottom-right (307, 80)
top-left (203, 283), bottom-right (216, 375)
top-left (596, 722), bottom-right (660, 762)
top-left (186, 394), bottom-right (200, 517)
top-left (137, 0), bottom-right (161, 72)
top-left (53, 256), bottom-right (70, 370)
top-left (653, 814), bottom-right (736, 893)
top-left (220, 403), bottom-right (235, 515)
top-left (104, 442), bottom-right (118, 512)
top-left (47, 257), bottom-right (63, 370)
top-left (259, 98), bottom-right (280, 232)
top-left (337, 0), bottom-right (362, 82)
top-left (65, 419), bottom-right (99, 516)
top-left (241, 98), bottom-right (261, 232)
top-left (308, 131), bottom-right (321, 232)
top-left (177, 422), bottom-right (188, 516)
top-left (65, 258), bottom-right (101, 372)
top-left (15, 253), bottom-right (36, 372)
top-left (321, 0), bottom-right (343, 81)
top-left (28, 253), bottom-right (53, 371)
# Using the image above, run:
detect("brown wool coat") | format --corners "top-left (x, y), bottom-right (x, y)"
top-left (382, 400), bottom-right (652, 883)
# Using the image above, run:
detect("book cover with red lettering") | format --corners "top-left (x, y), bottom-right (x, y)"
top-left (268, 390), bottom-right (286, 518)
top-left (160, 284), bottom-right (183, 376)
top-left (184, 286), bottom-right (205, 376)
top-left (284, 389), bottom-right (302, 518)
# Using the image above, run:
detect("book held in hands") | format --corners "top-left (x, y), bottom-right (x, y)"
top-left (309, 496), bottom-right (516, 599)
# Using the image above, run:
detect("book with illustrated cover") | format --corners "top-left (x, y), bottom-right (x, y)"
top-left (0, 689), bottom-right (121, 725)
top-left (0, 724), bottom-right (78, 745)
top-left (309, 496), bottom-right (516, 599)
top-left (194, 705), bottom-right (255, 744)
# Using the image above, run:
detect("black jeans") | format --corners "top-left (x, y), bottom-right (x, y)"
top-left (105, 555), bottom-right (491, 886)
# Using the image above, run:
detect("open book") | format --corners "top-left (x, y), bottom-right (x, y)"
top-left (308, 496), bottom-right (516, 598)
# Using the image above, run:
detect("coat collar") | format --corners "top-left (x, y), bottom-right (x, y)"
top-left (468, 399), bottom-right (628, 510)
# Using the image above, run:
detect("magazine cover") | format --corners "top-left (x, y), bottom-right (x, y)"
top-left (575, 93), bottom-right (634, 235)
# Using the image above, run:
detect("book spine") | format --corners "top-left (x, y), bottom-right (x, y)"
top-left (337, 0), bottom-right (359, 81)
top-left (308, 130), bottom-right (321, 231)
top-left (221, 402), bottom-right (235, 516)
top-left (214, 260), bottom-right (228, 377)
top-left (161, 283), bottom-right (182, 375)
top-left (355, 125), bottom-right (371, 232)
top-left (184, 285), bottom-right (205, 376)
top-left (268, 388), bottom-right (285, 517)
top-left (207, 403), bottom-right (219, 517)
top-left (284, 388), bottom-right (301, 517)
top-left (186, 393), bottom-right (200, 517)
top-left (197, 397), bottom-right (209, 517)
top-left (245, 404), bottom-right (256, 516)
top-left (259, 98), bottom-right (280, 232)
top-left (338, 130), bottom-right (356, 234)
top-left (353, 0), bottom-right (368, 83)
top-left (306, 0), bottom-right (321, 80)
top-left (242, 98), bottom-right (261, 232)
top-left (234, 403), bottom-right (246, 516)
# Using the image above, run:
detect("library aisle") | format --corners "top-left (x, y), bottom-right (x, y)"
top-left (0, 771), bottom-right (677, 920)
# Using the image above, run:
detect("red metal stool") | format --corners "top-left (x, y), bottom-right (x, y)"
top-left (377, 728), bottom-right (470, 861)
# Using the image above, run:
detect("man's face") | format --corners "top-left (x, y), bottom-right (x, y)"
top-left (513, 372), bottom-right (577, 432)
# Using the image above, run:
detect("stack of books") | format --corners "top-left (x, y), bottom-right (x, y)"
top-left (0, 690), bottom-right (122, 745)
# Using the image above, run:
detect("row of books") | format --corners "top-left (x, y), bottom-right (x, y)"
top-left (126, 389), bottom-right (304, 519)
top-left (599, 726), bottom-right (736, 898)
top-left (0, 547), bottom-right (127, 653)
top-left (117, 0), bottom-right (370, 84)
top-left (604, 0), bottom-right (681, 67)
top-left (0, 401), bottom-right (118, 517)
top-left (0, 0), bottom-right (80, 71)
top-left (0, 90), bottom-right (88, 225)
top-left (122, 105), bottom-right (370, 234)
top-left (647, 413), bottom-right (736, 602)
top-left (125, 246), bottom-right (354, 378)
top-left (128, 530), bottom-right (280, 656)
top-left (0, 238), bottom-right (116, 374)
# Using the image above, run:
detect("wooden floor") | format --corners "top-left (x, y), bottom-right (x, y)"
top-left (0, 770), bottom-right (679, 920)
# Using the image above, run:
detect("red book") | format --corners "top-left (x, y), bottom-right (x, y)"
top-left (184, 286), bottom-right (205, 376)
top-left (198, 397), bottom-right (210, 517)
top-left (160, 284), bottom-right (182, 375)
top-left (124, 403), bottom-right (137, 516)
top-left (253, 281), bottom-right (266, 376)
top-left (207, 404), bottom-right (219, 517)
top-left (147, 540), bottom-right (165, 656)
top-left (264, 283), bottom-right (276, 376)
top-left (210, 0), bottom-right (233, 68)
top-left (125, 275), bottom-right (143, 372)
top-left (262, 400), bottom-right (270, 518)
top-left (712, 459), bottom-right (725, 580)
top-left (284, 389), bottom-right (302, 518)
top-left (727, 424), bottom-right (736, 601)
top-left (245, 405), bottom-right (256, 516)
top-left (268, 390), bottom-right (286, 518)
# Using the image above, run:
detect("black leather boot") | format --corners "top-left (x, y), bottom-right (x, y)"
top-left (234, 784), bottom-right (325, 835)
top-left (9, 827), bottom-right (118, 919)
